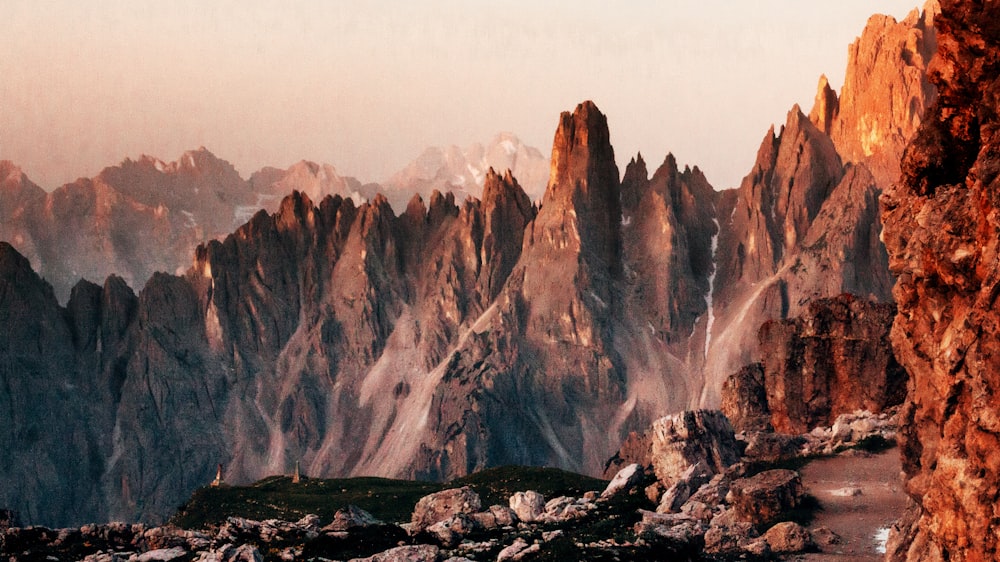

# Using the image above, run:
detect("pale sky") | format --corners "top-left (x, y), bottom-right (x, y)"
top-left (2, 1), bottom-right (924, 192)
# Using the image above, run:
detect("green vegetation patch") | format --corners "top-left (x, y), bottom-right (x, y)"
top-left (171, 466), bottom-right (609, 530)
top-left (171, 475), bottom-right (441, 529)
top-left (452, 465), bottom-right (608, 507)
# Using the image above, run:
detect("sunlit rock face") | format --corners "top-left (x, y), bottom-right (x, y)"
top-left (830, 3), bottom-right (939, 187)
top-left (881, 1), bottom-right (1000, 559)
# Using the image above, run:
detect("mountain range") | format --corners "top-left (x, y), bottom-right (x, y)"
top-left (0, 134), bottom-right (548, 303)
top-left (0, 3), bottom-right (937, 527)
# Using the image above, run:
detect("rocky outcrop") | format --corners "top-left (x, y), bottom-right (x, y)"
top-left (720, 363), bottom-right (771, 432)
top-left (0, 242), bottom-right (130, 526)
top-left (721, 294), bottom-right (907, 434)
top-left (726, 469), bottom-right (804, 528)
top-left (602, 410), bottom-right (740, 484)
top-left (409, 487), bottom-right (482, 534)
top-left (828, 2), bottom-right (939, 187)
top-left (880, 0), bottom-right (1000, 559)
top-left (703, 105), bottom-right (893, 405)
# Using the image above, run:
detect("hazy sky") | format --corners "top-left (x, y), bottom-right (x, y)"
top-left (3, 1), bottom-right (925, 192)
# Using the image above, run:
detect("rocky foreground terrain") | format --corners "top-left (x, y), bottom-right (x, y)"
top-left (0, 408), bottom-right (900, 562)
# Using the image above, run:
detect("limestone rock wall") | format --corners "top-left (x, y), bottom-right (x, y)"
top-left (881, 0), bottom-right (1000, 559)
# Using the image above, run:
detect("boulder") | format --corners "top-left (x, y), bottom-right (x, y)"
top-left (509, 491), bottom-right (545, 523)
top-left (720, 362), bottom-right (772, 432)
top-left (470, 505), bottom-right (518, 530)
top-left (656, 462), bottom-right (712, 513)
top-left (600, 463), bottom-right (643, 499)
top-left (323, 505), bottom-right (382, 532)
top-left (410, 487), bottom-right (482, 533)
top-left (634, 510), bottom-right (704, 549)
top-left (703, 522), bottom-right (763, 556)
top-left (350, 544), bottom-right (439, 562)
top-left (426, 513), bottom-right (478, 547)
top-left (741, 431), bottom-right (805, 463)
top-left (496, 538), bottom-right (539, 561)
top-left (762, 521), bottom-right (813, 553)
top-left (649, 411), bottom-right (741, 488)
top-left (810, 525), bottom-right (842, 547)
top-left (227, 545), bottom-right (263, 562)
top-left (727, 469), bottom-right (804, 527)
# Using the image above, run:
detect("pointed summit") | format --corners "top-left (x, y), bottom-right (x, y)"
top-left (545, 100), bottom-right (618, 207)
top-left (808, 74), bottom-right (839, 134)
top-left (534, 101), bottom-right (622, 282)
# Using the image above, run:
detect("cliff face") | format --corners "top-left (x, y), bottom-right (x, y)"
top-left (829, 2), bottom-right (939, 187)
top-left (881, 1), bottom-right (1000, 559)
top-left (721, 294), bottom-right (905, 434)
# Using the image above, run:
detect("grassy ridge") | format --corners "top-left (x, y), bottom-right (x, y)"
top-left (170, 466), bottom-right (608, 529)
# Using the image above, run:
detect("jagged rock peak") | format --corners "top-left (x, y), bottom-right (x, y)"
top-left (126, 147), bottom-right (238, 177)
top-left (482, 168), bottom-right (529, 209)
top-left (621, 152), bottom-right (649, 192)
top-left (0, 161), bottom-right (27, 183)
top-left (544, 100), bottom-right (619, 207)
top-left (829, 2), bottom-right (937, 186)
top-left (404, 192), bottom-right (427, 220)
top-left (808, 74), bottom-right (840, 134)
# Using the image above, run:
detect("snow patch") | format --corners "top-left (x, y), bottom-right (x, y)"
top-left (180, 210), bottom-right (197, 228)
top-left (154, 159), bottom-right (166, 173)
top-left (467, 163), bottom-right (484, 186)
top-left (588, 290), bottom-right (607, 309)
top-left (621, 214), bottom-right (632, 227)
top-left (500, 139), bottom-right (517, 155)
top-left (450, 174), bottom-right (465, 186)
top-left (704, 216), bottom-right (720, 360)
top-left (874, 527), bottom-right (891, 554)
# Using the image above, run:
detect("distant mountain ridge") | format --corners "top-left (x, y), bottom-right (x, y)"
top-left (382, 132), bottom-right (550, 210)
top-left (0, 3), bottom-right (936, 528)
top-left (0, 134), bottom-right (547, 302)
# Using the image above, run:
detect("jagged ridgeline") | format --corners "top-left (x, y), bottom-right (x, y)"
top-left (0, 4), bottom-right (937, 527)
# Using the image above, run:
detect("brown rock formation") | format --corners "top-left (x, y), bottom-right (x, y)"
top-left (727, 469), bottom-right (804, 528)
top-left (720, 363), bottom-right (771, 432)
top-left (722, 294), bottom-right (906, 434)
top-left (602, 410), bottom-right (740, 483)
top-left (704, 105), bottom-right (893, 403)
top-left (881, 0), bottom-right (1000, 559)
top-left (829, 3), bottom-right (939, 187)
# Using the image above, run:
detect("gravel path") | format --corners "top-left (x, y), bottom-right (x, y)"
top-left (786, 447), bottom-right (907, 561)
